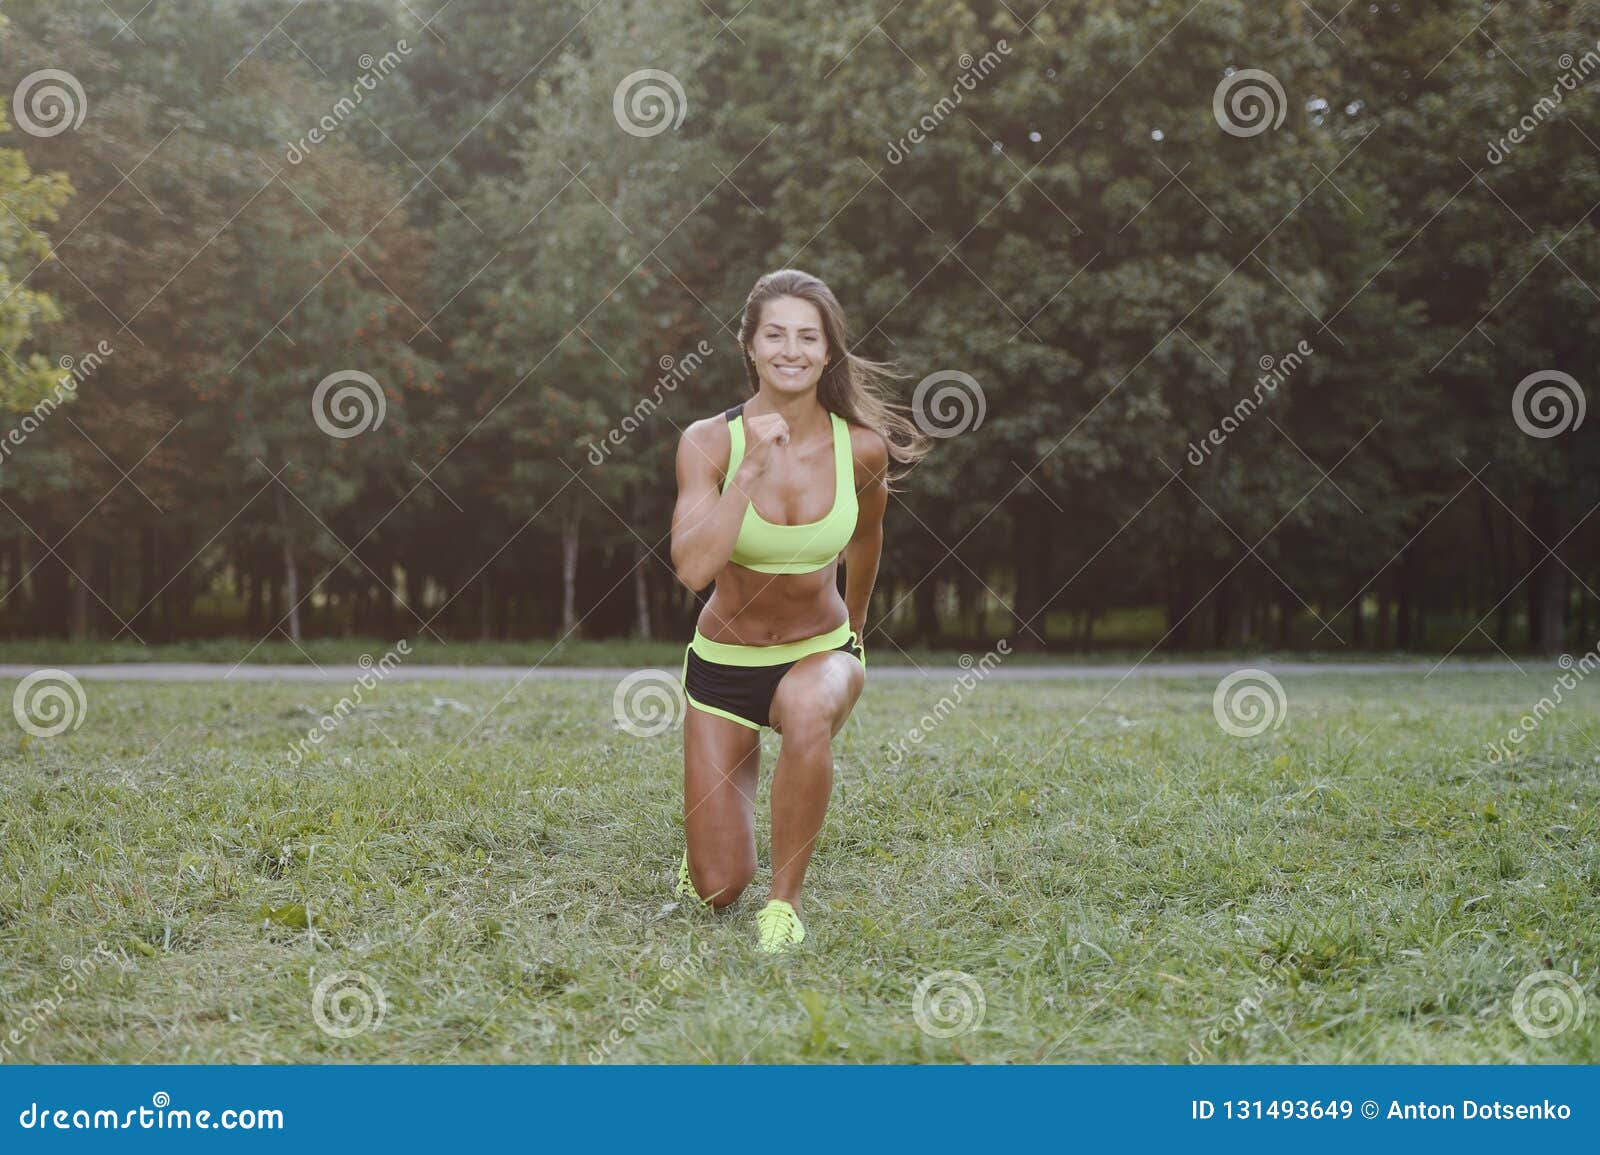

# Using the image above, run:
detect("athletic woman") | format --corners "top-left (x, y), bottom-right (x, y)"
top-left (669, 268), bottom-right (930, 953)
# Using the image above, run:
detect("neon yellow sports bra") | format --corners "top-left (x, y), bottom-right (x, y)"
top-left (720, 402), bottom-right (857, 575)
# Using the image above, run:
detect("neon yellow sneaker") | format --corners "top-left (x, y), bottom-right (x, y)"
top-left (675, 850), bottom-right (708, 906)
top-left (755, 898), bottom-right (805, 954)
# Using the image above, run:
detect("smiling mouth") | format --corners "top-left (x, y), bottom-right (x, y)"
top-left (774, 364), bottom-right (808, 375)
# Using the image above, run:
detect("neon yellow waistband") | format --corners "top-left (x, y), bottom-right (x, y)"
top-left (689, 619), bottom-right (853, 667)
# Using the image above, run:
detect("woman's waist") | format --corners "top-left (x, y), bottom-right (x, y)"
top-left (694, 588), bottom-right (849, 648)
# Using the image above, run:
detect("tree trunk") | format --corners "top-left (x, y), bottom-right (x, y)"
top-left (275, 488), bottom-right (302, 642)
top-left (561, 512), bottom-right (580, 635)
top-left (1010, 501), bottom-right (1045, 650)
top-left (1396, 545), bottom-right (1413, 649)
top-left (69, 537), bottom-right (90, 642)
top-left (633, 541), bottom-right (652, 640)
top-left (914, 576), bottom-right (939, 644)
top-left (1529, 485), bottom-right (1568, 654)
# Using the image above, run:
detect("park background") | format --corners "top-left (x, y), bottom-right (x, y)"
top-left (1, 0), bottom-right (1596, 659)
top-left (0, 0), bottom-right (1597, 1067)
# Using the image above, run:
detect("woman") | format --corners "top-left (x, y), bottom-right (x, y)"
top-left (669, 268), bottom-right (929, 953)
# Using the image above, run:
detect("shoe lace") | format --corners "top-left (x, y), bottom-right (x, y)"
top-left (758, 902), bottom-right (795, 948)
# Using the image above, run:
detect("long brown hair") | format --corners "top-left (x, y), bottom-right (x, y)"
top-left (736, 268), bottom-right (932, 486)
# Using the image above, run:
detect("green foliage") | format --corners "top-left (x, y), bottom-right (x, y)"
top-left (0, 0), bottom-right (1595, 650)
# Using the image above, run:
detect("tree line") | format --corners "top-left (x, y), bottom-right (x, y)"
top-left (0, 0), bottom-right (1596, 653)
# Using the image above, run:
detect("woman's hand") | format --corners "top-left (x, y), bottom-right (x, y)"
top-left (734, 411), bottom-right (790, 487)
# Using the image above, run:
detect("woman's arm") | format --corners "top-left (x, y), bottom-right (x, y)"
top-left (842, 428), bottom-right (890, 634)
top-left (670, 419), bottom-right (749, 591)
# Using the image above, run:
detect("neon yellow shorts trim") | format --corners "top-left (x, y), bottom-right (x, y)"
top-left (679, 620), bottom-right (865, 729)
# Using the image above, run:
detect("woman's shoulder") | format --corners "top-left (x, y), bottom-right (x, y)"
top-left (844, 419), bottom-right (890, 486)
top-left (678, 407), bottom-right (738, 471)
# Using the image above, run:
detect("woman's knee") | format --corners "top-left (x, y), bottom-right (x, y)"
top-left (689, 854), bottom-right (755, 907)
top-left (774, 699), bottom-right (841, 746)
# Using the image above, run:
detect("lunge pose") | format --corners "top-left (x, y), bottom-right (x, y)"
top-left (669, 268), bottom-right (929, 953)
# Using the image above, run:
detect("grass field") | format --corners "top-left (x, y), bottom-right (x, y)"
top-left (0, 662), bottom-right (1596, 1064)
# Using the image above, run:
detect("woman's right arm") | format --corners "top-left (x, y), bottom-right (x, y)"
top-left (670, 419), bottom-right (752, 591)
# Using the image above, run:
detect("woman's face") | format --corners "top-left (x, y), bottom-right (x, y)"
top-left (748, 295), bottom-right (829, 396)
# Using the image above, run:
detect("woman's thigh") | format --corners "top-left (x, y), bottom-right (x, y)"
top-left (682, 703), bottom-right (762, 857)
top-left (768, 650), bottom-right (865, 739)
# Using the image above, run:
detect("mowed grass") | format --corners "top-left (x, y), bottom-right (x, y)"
top-left (0, 667), bottom-right (1596, 1064)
